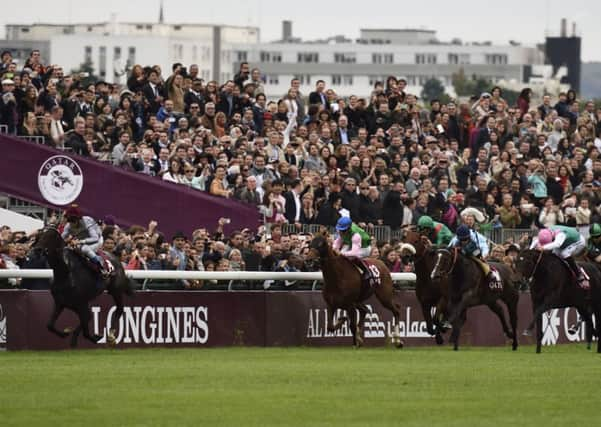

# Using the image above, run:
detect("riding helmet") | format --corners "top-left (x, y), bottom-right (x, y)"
top-left (64, 204), bottom-right (83, 220)
top-left (590, 223), bottom-right (601, 238)
top-left (456, 224), bottom-right (471, 240)
top-left (336, 216), bottom-right (352, 232)
top-left (537, 228), bottom-right (554, 245)
top-left (417, 216), bottom-right (434, 229)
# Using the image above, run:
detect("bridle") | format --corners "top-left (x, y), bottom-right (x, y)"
top-left (523, 250), bottom-right (544, 284)
top-left (432, 247), bottom-right (458, 279)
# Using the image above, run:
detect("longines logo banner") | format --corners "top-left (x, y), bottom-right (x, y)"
top-left (91, 305), bottom-right (209, 345)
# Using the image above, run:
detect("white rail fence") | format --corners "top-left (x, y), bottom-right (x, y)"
top-left (0, 270), bottom-right (416, 291)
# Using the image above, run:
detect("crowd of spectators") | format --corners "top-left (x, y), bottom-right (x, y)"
top-left (2, 48), bottom-right (601, 286)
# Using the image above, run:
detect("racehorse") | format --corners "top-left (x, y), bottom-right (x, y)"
top-left (515, 250), bottom-right (601, 353)
top-left (431, 248), bottom-right (519, 351)
top-left (307, 234), bottom-right (403, 348)
top-left (401, 230), bottom-right (449, 345)
top-left (33, 227), bottom-right (134, 347)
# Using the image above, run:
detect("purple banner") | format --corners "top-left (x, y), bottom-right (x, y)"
top-left (0, 134), bottom-right (260, 237)
top-left (0, 290), bottom-right (593, 350)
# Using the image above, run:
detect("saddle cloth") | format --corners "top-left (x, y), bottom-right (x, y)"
top-left (347, 257), bottom-right (383, 299)
top-left (488, 266), bottom-right (503, 292)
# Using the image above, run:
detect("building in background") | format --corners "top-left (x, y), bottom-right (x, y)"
top-left (545, 18), bottom-right (581, 93)
top-left (5, 13), bottom-right (258, 85)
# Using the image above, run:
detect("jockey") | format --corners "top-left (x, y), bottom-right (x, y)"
top-left (417, 215), bottom-right (453, 246)
top-left (448, 224), bottom-right (496, 287)
top-left (532, 225), bottom-right (586, 283)
top-left (61, 205), bottom-right (109, 277)
top-left (333, 217), bottom-right (371, 258)
top-left (587, 223), bottom-right (601, 263)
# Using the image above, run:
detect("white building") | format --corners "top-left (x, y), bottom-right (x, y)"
top-left (6, 18), bottom-right (259, 85)
top-left (229, 27), bottom-right (547, 98)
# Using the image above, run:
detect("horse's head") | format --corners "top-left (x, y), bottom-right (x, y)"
top-left (430, 248), bottom-right (457, 281)
top-left (515, 249), bottom-right (543, 282)
top-left (33, 227), bottom-right (65, 258)
top-left (306, 234), bottom-right (330, 268)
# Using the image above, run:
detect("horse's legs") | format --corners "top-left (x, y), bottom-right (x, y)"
top-left (450, 310), bottom-right (467, 351)
top-left (420, 301), bottom-right (436, 336)
top-left (108, 288), bottom-right (125, 342)
top-left (525, 290), bottom-right (560, 334)
top-left (355, 303), bottom-right (368, 347)
top-left (486, 300), bottom-right (513, 339)
top-left (47, 303), bottom-right (68, 338)
top-left (77, 305), bottom-right (102, 345)
top-left (594, 307), bottom-right (601, 354)
top-left (507, 296), bottom-right (519, 351)
top-left (70, 325), bottom-right (82, 348)
top-left (376, 287), bottom-right (404, 348)
top-left (536, 313), bottom-right (543, 354)
top-left (326, 304), bottom-right (347, 333)
top-left (348, 306), bottom-right (358, 347)
top-left (448, 289), bottom-right (475, 325)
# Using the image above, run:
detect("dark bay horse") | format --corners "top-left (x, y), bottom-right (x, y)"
top-left (431, 248), bottom-right (519, 351)
top-left (401, 230), bottom-right (449, 345)
top-left (33, 227), bottom-right (134, 347)
top-left (515, 250), bottom-right (601, 353)
top-left (307, 234), bottom-right (403, 348)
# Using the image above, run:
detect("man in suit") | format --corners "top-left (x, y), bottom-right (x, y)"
top-left (217, 80), bottom-right (235, 117)
top-left (133, 148), bottom-right (160, 176)
top-left (475, 115), bottom-right (495, 155)
top-left (184, 79), bottom-right (205, 114)
top-left (237, 175), bottom-right (262, 205)
top-left (65, 118), bottom-right (90, 156)
top-left (308, 80), bottom-right (328, 109)
top-left (142, 69), bottom-right (164, 115)
top-left (334, 115), bottom-right (357, 145)
top-left (284, 179), bottom-right (309, 224)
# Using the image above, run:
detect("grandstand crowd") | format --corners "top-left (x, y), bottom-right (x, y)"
top-left (1, 49), bottom-right (601, 287)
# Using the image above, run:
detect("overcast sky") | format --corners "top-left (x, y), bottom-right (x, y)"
top-left (2, 0), bottom-right (599, 61)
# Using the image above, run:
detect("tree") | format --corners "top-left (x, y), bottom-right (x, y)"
top-left (421, 78), bottom-right (451, 105)
top-left (70, 59), bottom-right (99, 88)
top-left (452, 68), bottom-right (491, 99)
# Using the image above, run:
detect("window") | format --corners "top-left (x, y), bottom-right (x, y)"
top-left (372, 53), bottom-right (393, 64)
top-left (136, 25), bottom-right (144, 30)
top-left (173, 25), bottom-right (182, 31)
top-left (201, 70), bottom-right (211, 80)
top-left (201, 47), bottom-right (211, 62)
top-left (485, 54), bottom-right (508, 65)
top-left (342, 75), bottom-right (354, 85)
top-left (172, 44), bottom-right (183, 61)
top-left (87, 26), bottom-right (93, 32)
top-left (237, 51), bottom-right (248, 62)
top-left (259, 51), bottom-right (281, 62)
top-left (331, 75), bottom-right (342, 85)
top-left (127, 47), bottom-right (136, 67)
top-left (334, 52), bottom-right (356, 64)
top-left (192, 46), bottom-right (198, 62)
top-left (368, 75), bottom-right (383, 86)
top-left (297, 52), bottom-right (319, 63)
top-left (114, 46), bottom-right (121, 61)
top-left (415, 53), bottom-right (437, 64)
top-left (98, 46), bottom-right (106, 78)
top-left (294, 74), bottom-right (311, 85)
top-left (84, 46), bottom-right (92, 64)
top-left (21, 27), bottom-right (30, 33)
top-left (267, 75), bottom-right (279, 85)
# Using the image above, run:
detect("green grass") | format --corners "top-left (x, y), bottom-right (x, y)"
top-left (1, 345), bottom-right (600, 426)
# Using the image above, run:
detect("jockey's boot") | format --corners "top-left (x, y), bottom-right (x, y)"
top-left (565, 257), bottom-right (584, 283)
top-left (92, 255), bottom-right (110, 279)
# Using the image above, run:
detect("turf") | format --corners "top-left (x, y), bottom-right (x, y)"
top-left (0, 345), bottom-right (599, 426)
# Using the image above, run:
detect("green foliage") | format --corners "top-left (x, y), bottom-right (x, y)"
top-left (420, 78), bottom-right (451, 104)
top-left (452, 68), bottom-right (492, 98)
top-left (0, 346), bottom-right (599, 426)
top-left (70, 58), bottom-right (99, 88)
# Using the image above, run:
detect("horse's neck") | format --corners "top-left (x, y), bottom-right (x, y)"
top-left (534, 254), bottom-right (564, 285)
top-left (320, 252), bottom-right (343, 288)
top-left (47, 250), bottom-right (70, 282)
top-left (454, 254), bottom-right (483, 283)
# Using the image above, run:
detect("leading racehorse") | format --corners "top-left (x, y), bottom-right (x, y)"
top-left (515, 249), bottom-right (601, 353)
top-left (431, 247), bottom-right (519, 351)
top-left (33, 227), bottom-right (134, 347)
top-left (401, 229), bottom-right (449, 345)
top-left (307, 233), bottom-right (403, 348)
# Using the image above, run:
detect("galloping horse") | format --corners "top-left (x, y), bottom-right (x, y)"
top-left (516, 250), bottom-right (601, 353)
top-left (33, 227), bottom-right (134, 347)
top-left (431, 248), bottom-right (519, 351)
top-left (401, 230), bottom-right (449, 345)
top-left (307, 234), bottom-right (403, 347)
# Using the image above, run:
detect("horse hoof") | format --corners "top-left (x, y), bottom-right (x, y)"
top-left (440, 321), bottom-right (452, 331)
top-left (435, 334), bottom-right (444, 345)
top-left (395, 339), bottom-right (404, 349)
top-left (107, 330), bottom-right (117, 346)
top-left (567, 327), bottom-right (578, 335)
top-left (522, 329), bottom-right (533, 337)
top-left (63, 327), bottom-right (73, 334)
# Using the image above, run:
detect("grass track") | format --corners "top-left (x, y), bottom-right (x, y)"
top-left (1, 345), bottom-right (600, 426)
